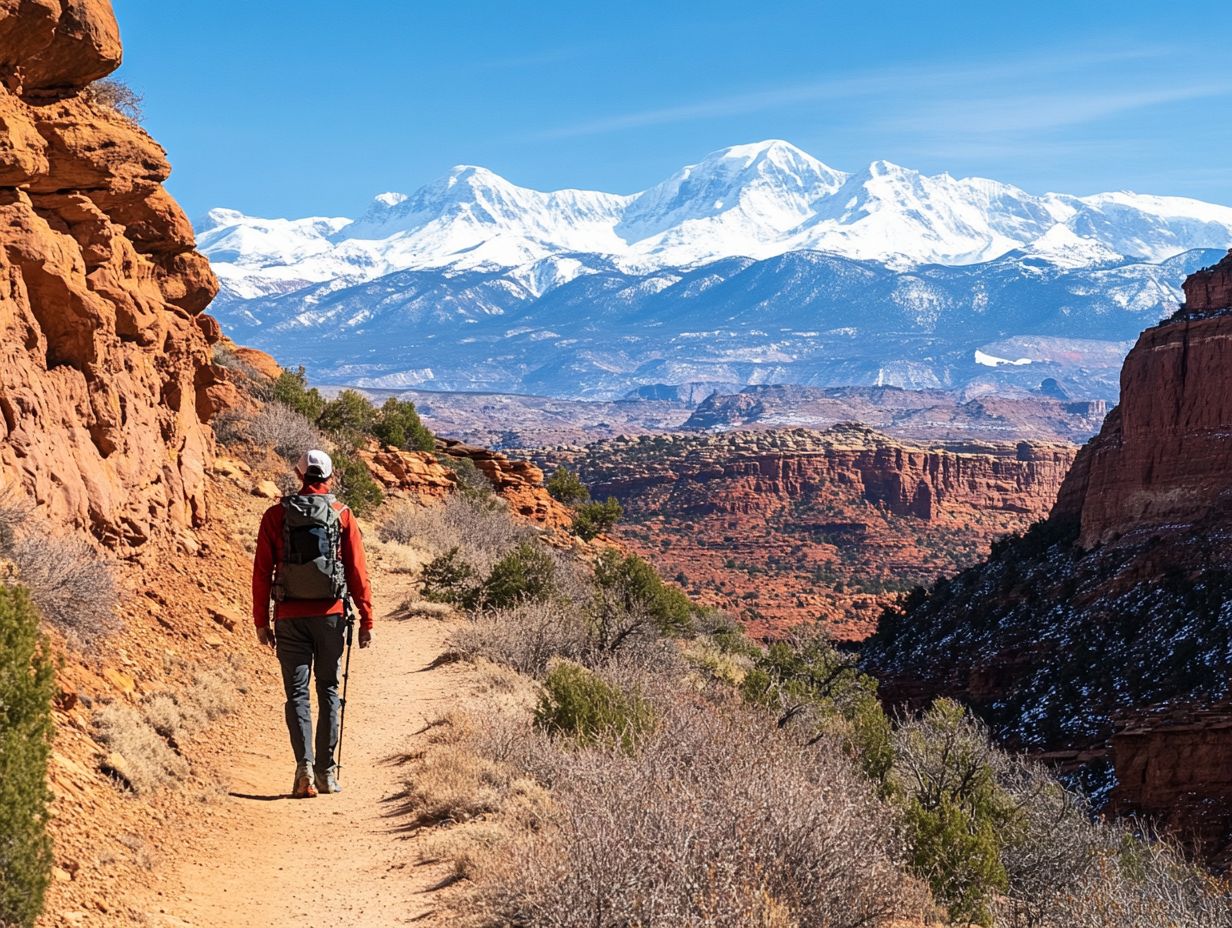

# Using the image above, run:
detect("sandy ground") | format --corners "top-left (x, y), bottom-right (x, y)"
top-left (131, 550), bottom-right (462, 928)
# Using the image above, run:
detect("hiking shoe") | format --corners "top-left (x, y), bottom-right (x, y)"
top-left (292, 764), bottom-right (317, 799)
top-left (314, 767), bottom-right (342, 794)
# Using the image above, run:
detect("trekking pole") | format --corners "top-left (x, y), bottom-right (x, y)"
top-left (336, 597), bottom-right (354, 776)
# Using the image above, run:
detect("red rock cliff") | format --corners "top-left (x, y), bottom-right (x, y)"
top-left (0, 0), bottom-right (220, 546)
top-left (1053, 250), bottom-right (1232, 548)
top-left (562, 427), bottom-right (1073, 637)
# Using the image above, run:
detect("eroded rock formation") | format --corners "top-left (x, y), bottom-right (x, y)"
top-left (550, 426), bottom-right (1073, 637)
top-left (0, 0), bottom-right (220, 546)
top-left (864, 255), bottom-right (1232, 864)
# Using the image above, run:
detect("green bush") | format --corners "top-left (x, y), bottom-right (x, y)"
top-left (330, 447), bottom-right (384, 517)
top-left (317, 390), bottom-right (377, 443)
top-left (593, 550), bottom-right (694, 636)
top-left (437, 455), bottom-right (496, 504)
top-left (740, 635), bottom-right (893, 786)
top-left (374, 397), bottom-right (434, 452)
top-left (533, 660), bottom-right (655, 752)
top-left (546, 466), bottom-right (589, 506)
top-left (0, 586), bottom-right (55, 928)
top-left (421, 548), bottom-right (482, 608)
top-left (483, 542), bottom-right (558, 609)
top-left (572, 497), bottom-right (622, 541)
top-left (892, 699), bottom-right (1021, 927)
top-left (271, 367), bottom-right (325, 420)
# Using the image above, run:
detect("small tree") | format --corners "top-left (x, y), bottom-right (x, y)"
top-left (546, 466), bottom-right (590, 506)
top-left (330, 448), bottom-right (383, 517)
top-left (374, 397), bottom-right (434, 452)
top-left (85, 78), bottom-right (143, 122)
top-left (317, 390), bottom-right (377, 444)
top-left (592, 550), bottom-right (694, 637)
top-left (0, 586), bottom-right (55, 928)
top-left (573, 497), bottom-right (622, 541)
top-left (483, 542), bottom-right (558, 609)
top-left (892, 699), bottom-right (1022, 927)
top-left (272, 367), bottom-right (325, 420)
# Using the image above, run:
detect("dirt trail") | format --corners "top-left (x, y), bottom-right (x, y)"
top-left (136, 555), bottom-right (460, 928)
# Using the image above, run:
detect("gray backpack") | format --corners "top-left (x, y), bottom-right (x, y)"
top-left (275, 494), bottom-right (348, 601)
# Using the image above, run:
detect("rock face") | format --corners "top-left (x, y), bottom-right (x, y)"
top-left (1054, 286), bottom-right (1232, 547)
top-left (0, 0), bottom-right (219, 546)
top-left (362, 439), bottom-right (574, 533)
top-left (551, 426), bottom-right (1073, 637)
top-left (865, 255), bottom-right (1232, 864)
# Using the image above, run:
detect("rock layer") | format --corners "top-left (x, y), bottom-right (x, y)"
top-left (553, 426), bottom-right (1073, 637)
top-left (0, 0), bottom-right (219, 546)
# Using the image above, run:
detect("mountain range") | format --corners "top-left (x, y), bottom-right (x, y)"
top-left (199, 141), bottom-right (1232, 399)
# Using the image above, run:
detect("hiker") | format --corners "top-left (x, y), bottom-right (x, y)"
top-left (252, 449), bottom-right (374, 798)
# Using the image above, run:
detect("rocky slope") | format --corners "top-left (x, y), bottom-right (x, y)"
top-left (0, 0), bottom-right (222, 548)
top-left (863, 250), bottom-right (1232, 862)
top-left (547, 426), bottom-right (1073, 638)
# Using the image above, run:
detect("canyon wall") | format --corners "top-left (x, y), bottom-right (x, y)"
top-left (1054, 250), bottom-right (1232, 548)
top-left (0, 0), bottom-right (221, 546)
top-left (558, 427), bottom-right (1072, 637)
top-left (866, 251), bottom-right (1232, 863)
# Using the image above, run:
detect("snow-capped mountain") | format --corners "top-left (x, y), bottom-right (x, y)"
top-left (199, 141), bottom-right (1232, 400)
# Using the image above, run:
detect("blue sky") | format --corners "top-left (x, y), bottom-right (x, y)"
top-left (112, 0), bottom-right (1232, 220)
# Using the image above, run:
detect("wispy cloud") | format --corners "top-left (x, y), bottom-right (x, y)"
top-left (536, 44), bottom-right (1179, 139)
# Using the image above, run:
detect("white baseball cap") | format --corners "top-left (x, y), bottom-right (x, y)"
top-left (296, 449), bottom-right (333, 480)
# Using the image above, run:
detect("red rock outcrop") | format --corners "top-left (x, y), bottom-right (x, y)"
top-left (362, 439), bottom-right (574, 533)
top-left (1179, 248), bottom-right (1232, 315)
top-left (1053, 280), bottom-right (1232, 548)
top-left (0, 0), bottom-right (220, 546)
top-left (555, 426), bottom-right (1073, 637)
top-left (1110, 704), bottom-right (1232, 867)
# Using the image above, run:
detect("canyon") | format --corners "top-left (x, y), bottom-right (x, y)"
top-left (864, 250), bottom-right (1232, 863)
top-left (544, 426), bottom-right (1073, 638)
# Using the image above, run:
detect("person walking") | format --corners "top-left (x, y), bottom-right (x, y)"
top-left (252, 449), bottom-right (374, 798)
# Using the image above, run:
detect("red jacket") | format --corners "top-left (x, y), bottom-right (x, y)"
top-left (252, 482), bottom-right (375, 630)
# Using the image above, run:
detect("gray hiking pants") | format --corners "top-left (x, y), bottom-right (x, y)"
top-left (274, 614), bottom-right (345, 772)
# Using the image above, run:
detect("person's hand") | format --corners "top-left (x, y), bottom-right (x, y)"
top-left (256, 626), bottom-right (276, 652)
top-left (358, 627), bottom-right (372, 649)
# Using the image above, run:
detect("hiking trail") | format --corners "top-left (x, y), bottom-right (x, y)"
top-left (133, 550), bottom-right (461, 927)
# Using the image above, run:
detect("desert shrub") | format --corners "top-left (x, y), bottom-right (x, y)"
top-left (592, 549), bottom-right (694, 637)
top-left (383, 494), bottom-right (532, 577)
top-left (449, 601), bottom-right (594, 678)
top-left (421, 548), bottom-right (483, 608)
top-left (572, 496), bottom-right (622, 540)
top-left (140, 660), bottom-right (241, 746)
top-left (742, 632), bottom-right (894, 786)
top-left (94, 702), bottom-right (189, 795)
top-left (84, 78), bottom-right (143, 122)
top-left (472, 703), bottom-right (918, 927)
top-left (892, 699), bottom-right (1022, 926)
top-left (0, 586), bottom-right (54, 928)
top-left (437, 454), bottom-right (496, 502)
top-left (545, 466), bottom-right (589, 506)
top-left (482, 542), bottom-right (558, 610)
top-left (271, 367), bottom-right (325, 420)
top-left (374, 397), bottom-right (434, 452)
top-left (329, 447), bottom-right (383, 517)
top-left (8, 531), bottom-right (119, 651)
top-left (317, 389), bottom-right (376, 444)
top-left (533, 661), bottom-right (655, 752)
top-left (244, 403), bottom-right (327, 462)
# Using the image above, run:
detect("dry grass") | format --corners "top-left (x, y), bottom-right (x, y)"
top-left (0, 495), bottom-right (120, 650)
top-left (442, 697), bottom-right (923, 928)
top-left (379, 495), bottom-right (533, 577)
top-left (94, 702), bottom-right (188, 794)
top-left (94, 658), bottom-right (243, 794)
